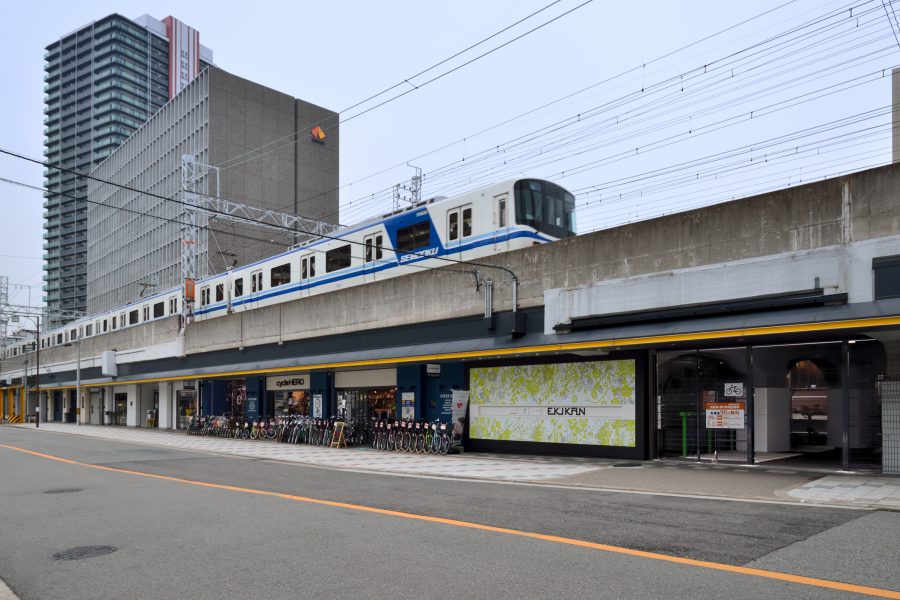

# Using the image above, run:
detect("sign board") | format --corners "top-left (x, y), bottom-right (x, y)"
top-left (723, 382), bottom-right (745, 398)
top-left (426, 363), bottom-right (441, 377)
top-left (245, 392), bottom-right (259, 418)
top-left (705, 401), bottom-right (745, 429)
top-left (450, 389), bottom-right (470, 444)
top-left (312, 394), bottom-right (323, 418)
top-left (401, 392), bottom-right (415, 420)
top-left (266, 375), bottom-right (309, 391)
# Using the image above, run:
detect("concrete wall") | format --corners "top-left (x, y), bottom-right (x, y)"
top-left (207, 68), bottom-right (339, 276)
top-left (15, 164), bottom-right (900, 366)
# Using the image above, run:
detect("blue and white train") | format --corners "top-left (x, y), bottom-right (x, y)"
top-left (4, 178), bottom-right (576, 358)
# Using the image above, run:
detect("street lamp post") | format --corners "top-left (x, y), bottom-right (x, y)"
top-left (64, 339), bottom-right (81, 425)
top-left (11, 314), bottom-right (41, 427)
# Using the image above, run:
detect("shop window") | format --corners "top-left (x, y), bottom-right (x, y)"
top-left (397, 221), bottom-right (430, 252)
top-left (153, 302), bottom-right (164, 318)
top-left (270, 263), bottom-right (291, 287)
top-left (129, 310), bottom-right (139, 325)
top-left (326, 244), bottom-right (351, 272)
top-left (874, 255), bottom-right (900, 300)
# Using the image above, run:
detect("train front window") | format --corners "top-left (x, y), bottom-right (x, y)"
top-left (514, 180), bottom-right (576, 239)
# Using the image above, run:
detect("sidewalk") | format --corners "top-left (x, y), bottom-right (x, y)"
top-left (8, 423), bottom-right (900, 510)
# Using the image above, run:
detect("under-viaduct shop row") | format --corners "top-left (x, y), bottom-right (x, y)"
top-left (3, 163), bottom-right (900, 473)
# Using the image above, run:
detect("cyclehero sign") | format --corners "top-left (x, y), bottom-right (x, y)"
top-left (266, 375), bottom-right (310, 391)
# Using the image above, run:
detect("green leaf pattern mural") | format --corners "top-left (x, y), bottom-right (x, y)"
top-left (469, 360), bottom-right (636, 447)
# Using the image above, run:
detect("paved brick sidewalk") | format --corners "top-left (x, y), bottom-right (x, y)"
top-left (9, 423), bottom-right (900, 509)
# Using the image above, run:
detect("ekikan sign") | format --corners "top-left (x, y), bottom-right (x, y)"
top-left (469, 360), bottom-right (636, 447)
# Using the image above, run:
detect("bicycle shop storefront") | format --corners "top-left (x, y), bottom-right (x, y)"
top-left (655, 335), bottom-right (899, 472)
top-left (334, 368), bottom-right (397, 421)
top-left (266, 374), bottom-right (310, 416)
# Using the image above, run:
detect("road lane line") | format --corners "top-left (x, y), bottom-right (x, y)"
top-left (2, 442), bottom-right (897, 599)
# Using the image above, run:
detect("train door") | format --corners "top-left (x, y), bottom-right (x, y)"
top-left (300, 254), bottom-right (317, 297)
top-left (250, 270), bottom-right (263, 305)
top-left (446, 208), bottom-right (461, 258)
top-left (493, 193), bottom-right (509, 252)
top-left (363, 234), bottom-right (382, 284)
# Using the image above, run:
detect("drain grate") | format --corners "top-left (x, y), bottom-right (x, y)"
top-left (44, 488), bottom-right (82, 495)
top-left (51, 546), bottom-right (117, 561)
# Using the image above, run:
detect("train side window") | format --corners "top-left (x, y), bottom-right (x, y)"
top-left (462, 206), bottom-right (472, 237)
top-left (397, 221), bottom-right (431, 252)
top-left (270, 263), bottom-right (291, 287)
top-left (154, 302), bottom-right (164, 318)
top-left (448, 210), bottom-right (459, 241)
top-left (142, 306), bottom-right (150, 321)
top-left (251, 271), bottom-right (261, 293)
top-left (498, 197), bottom-right (506, 228)
top-left (86, 324), bottom-right (93, 337)
top-left (103, 320), bottom-right (108, 333)
top-left (215, 283), bottom-right (225, 301)
top-left (169, 297), bottom-right (178, 314)
top-left (375, 235), bottom-right (383, 260)
top-left (256, 272), bottom-right (263, 291)
top-left (301, 257), bottom-right (308, 279)
top-left (365, 237), bottom-right (373, 263)
top-left (234, 279), bottom-right (243, 298)
top-left (309, 256), bottom-right (316, 277)
top-left (112, 316), bottom-right (117, 330)
top-left (129, 310), bottom-right (139, 325)
top-left (56, 333), bottom-right (63, 345)
top-left (326, 244), bottom-right (352, 272)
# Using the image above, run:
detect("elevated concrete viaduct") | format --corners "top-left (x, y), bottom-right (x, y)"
top-left (5, 164), bottom-right (900, 471)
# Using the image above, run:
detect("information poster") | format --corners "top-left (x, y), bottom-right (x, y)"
top-left (312, 394), bottom-right (323, 418)
top-left (450, 390), bottom-right (470, 444)
top-left (705, 402), bottom-right (745, 429)
top-left (469, 360), bottom-right (636, 447)
top-left (401, 392), bottom-right (415, 420)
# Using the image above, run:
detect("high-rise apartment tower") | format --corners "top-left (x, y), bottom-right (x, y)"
top-left (42, 14), bottom-right (213, 326)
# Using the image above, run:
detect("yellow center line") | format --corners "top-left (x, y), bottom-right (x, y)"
top-left (2, 442), bottom-right (897, 599)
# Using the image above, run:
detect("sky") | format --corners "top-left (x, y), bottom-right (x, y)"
top-left (0, 0), bottom-right (895, 310)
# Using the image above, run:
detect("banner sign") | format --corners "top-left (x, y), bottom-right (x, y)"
top-left (469, 360), bottom-right (636, 447)
top-left (450, 390), bottom-right (470, 445)
top-left (312, 394), bottom-right (323, 418)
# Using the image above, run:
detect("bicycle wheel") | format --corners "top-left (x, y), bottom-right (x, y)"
top-left (416, 434), bottom-right (425, 454)
top-left (250, 429), bottom-right (258, 440)
top-left (439, 435), bottom-right (451, 455)
top-left (430, 434), bottom-right (440, 454)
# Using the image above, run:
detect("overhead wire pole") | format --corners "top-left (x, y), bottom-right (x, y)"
top-left (181, 155), bottom-right (200, 334)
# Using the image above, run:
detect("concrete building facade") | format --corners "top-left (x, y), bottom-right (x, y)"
top-left (87, 67), bottom-right (339, 313)
top-left (43, 13), bottom-right (213, 325)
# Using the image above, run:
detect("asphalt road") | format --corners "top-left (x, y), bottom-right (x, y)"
top-left (0, 426), bottom-right (897, 600)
